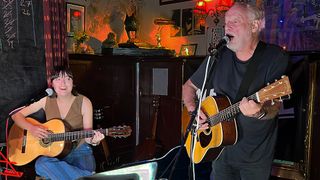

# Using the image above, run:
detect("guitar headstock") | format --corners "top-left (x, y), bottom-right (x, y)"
top-left (257, 76), bottom-right (292, 103)
top-left (152, 95), bottom-right (160, 108)
top-left (93, 108), bottom-right (104, 121)
top-left (108, 125), bottom-right (132, 138)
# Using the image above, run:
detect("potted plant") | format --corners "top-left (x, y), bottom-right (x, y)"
top-left (73, 31), bottom-right (94, 54)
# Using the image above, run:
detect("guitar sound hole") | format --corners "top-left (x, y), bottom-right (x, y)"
top-left (39, 130), bottom-right (53, 147)
top-left (204, 129), bottom-right (211, 135)
top-left (199, 130), bottom-right (212, 148)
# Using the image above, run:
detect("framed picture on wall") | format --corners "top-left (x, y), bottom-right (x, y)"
top-left (181, 8), bottom-right (193, 36)
top-left (180, 43), bottom-right (197, 56)
top-left (159, 0), bottom-right (192, 6)
top-left (171, 9), bottom-right (181, 37)
top-left (171, 8), bottom-right (205, 37)
top-left (193, 15), bottom-right (205, 35)
top-left (67, 3), bottom-right (85, 36)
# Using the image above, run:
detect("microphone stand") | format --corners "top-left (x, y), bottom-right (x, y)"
top-left (164, 46), bottom-right (220, 180)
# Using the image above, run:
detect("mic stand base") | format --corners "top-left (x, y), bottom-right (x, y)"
top-left (188, 126), bottom-right (198, 180)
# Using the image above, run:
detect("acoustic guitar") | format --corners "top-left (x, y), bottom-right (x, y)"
top-left (185, 76), bottom-right (292, 164)
top-left (134, 96), bottom-right (160, 161)
top-left (7, 118), bottom-right (132, 166)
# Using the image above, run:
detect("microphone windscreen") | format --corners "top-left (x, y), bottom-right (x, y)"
top-left (45, 88), bottom-right (54, 96)
top-left (223, 35), bottom-right (230, 44)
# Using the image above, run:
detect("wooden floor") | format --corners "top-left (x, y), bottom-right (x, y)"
top-left (1, 145), bottom-right (306, 180)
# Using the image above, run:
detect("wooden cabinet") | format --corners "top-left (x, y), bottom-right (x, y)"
top-left (69, 54), bottom-right (204, 167)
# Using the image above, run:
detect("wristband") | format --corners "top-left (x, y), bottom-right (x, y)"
top-left (255, 109), bottom-right (267, 120)
top-left (257, 111), bottom-right (266, 119)
top-left (90, 138), bottom-right (99, 146)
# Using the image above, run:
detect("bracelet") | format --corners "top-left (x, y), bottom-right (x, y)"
top-left (255, 109), bottom-right (267, 120)
top-left (257, 111), bottom-right (266, 119)
top-left (90, 138), bottom-right (99, 146)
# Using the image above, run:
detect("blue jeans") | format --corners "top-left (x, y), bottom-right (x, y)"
top-left (35, 143), bottom-right (96, 180)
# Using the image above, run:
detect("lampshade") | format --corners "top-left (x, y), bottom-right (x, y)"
top-left (194, 0), bottom-right (234, 17)
top-left (194, 0), bottom-right (207, 16)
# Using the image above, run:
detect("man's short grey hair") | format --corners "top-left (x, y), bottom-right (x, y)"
top-left (233, 2), bottom-right (266, 30)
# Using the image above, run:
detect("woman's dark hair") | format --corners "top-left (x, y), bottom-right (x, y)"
top-left (50, 66), bottom-right (73, 81)
top-left (50, 66), bottom-right (78, 96)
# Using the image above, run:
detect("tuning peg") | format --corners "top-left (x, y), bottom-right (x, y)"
top-left (281, 75), bottom-right (285, 78)
top-left (279, 97), bottom-right (283, 102)
top-left (271, 100), bottom-right (275, 105)
top-left (274, 79), bottom-right (278, 82)
top-left (267, 82), bottom-right (270, 85)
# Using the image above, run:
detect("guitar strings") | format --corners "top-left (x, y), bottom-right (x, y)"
top-left (207, 94), bottom-right (257, 126)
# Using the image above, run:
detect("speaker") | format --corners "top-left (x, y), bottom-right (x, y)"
top-left (78, 161), bottom-right (157, 180)
top-left (77, 173), bottom-right (139, 180)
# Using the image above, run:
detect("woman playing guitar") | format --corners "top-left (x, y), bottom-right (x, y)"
top-left (11, 66), bottom-right (105, 179)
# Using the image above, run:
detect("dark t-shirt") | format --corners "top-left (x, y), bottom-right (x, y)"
top-left (190, 41), bottom-right (289, 166)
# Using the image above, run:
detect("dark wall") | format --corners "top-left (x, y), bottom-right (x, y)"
top-left (0, 1), bottom-right (46, 142)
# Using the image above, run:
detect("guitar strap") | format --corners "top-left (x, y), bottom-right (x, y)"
top-left (234, 41), bottom-right (266, 102)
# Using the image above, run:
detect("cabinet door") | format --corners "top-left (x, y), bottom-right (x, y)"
top-left (70, 59), bottom-right (136, 166)
top-left (139, 61), bottom-right (183, 153)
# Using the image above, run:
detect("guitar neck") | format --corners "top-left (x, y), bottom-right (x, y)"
top-left (208, 94), bottom-right (257, 126)
top-left (48, 129), bottom-right (107, 142)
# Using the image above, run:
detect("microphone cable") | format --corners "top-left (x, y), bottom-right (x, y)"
top-left (189, 55), bottom-right (213, 180)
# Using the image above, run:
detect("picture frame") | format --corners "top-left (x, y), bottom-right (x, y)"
top-left (67, 3), bottom-right (85, 36)
top-left (159, 0), bottom-right (192, 6)
top-left (170, 9), bottom-right (181, 37)
top-left (181, 8), bottom-right (193, 36)
top-left (180, 43), bottom-right (197, 56)
top-left (171, 8), bottom-right (205, 37)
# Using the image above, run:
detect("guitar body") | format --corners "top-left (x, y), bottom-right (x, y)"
top-left (8, 117), bottom-right (132, 166)
top-left (8, 118), bottom-right (72, 166)
top-left (185, 95), bottom-right (238, 164)
top-left (134, 96), bottom-right (160, 161)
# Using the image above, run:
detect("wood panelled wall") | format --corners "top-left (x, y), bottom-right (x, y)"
top-left (68, 54), bottom-right (204, 167)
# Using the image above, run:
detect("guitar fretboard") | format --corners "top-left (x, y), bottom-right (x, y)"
top-left (46, 129), bottom-right (107, 142)
top-left (208, 93), bottom-right (257, 126)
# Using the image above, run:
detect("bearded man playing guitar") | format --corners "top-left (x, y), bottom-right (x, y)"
top-left (182, 2), bottom-right (289, 180)
top-left (11, 66), bottom-right (105, 180)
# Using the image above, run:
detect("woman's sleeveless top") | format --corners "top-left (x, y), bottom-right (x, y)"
top-left (45, 94), bottom-right (85, 147)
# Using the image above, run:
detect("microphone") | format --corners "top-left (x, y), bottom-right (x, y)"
top-left (208, 35), bottom-right (231, 54)
top-left (28, 88), bottom-right (54, 105)
top-left (9, 88), bottom-right (54, 116)
top-left (215, 35), bottom-right (230, 50)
